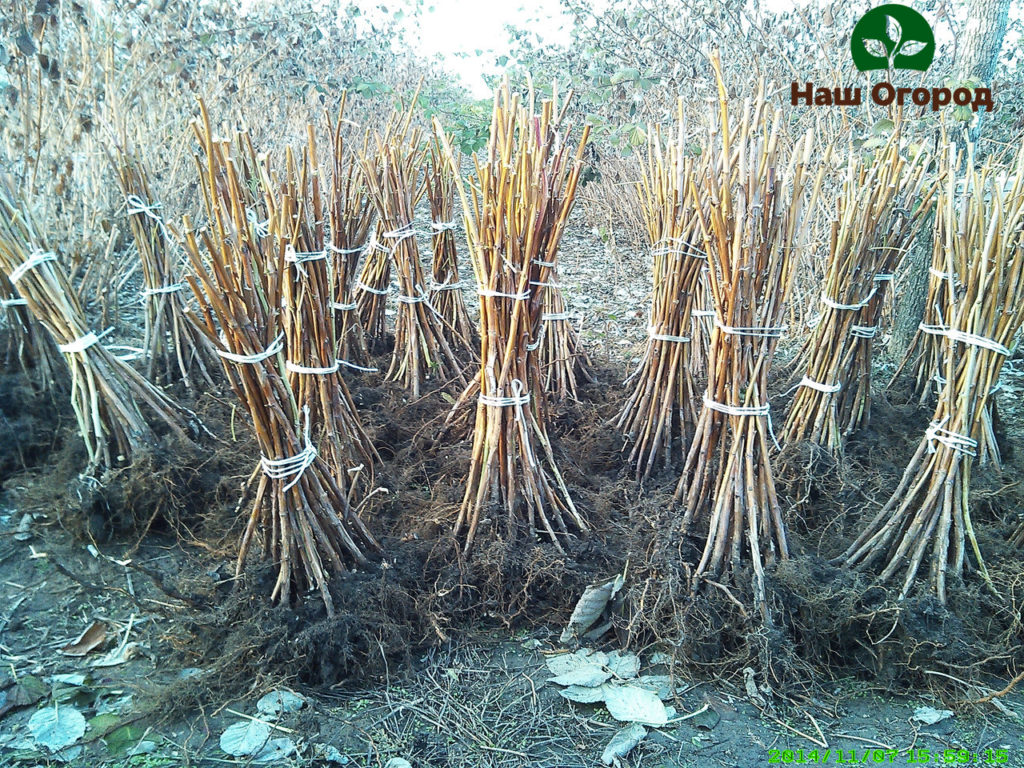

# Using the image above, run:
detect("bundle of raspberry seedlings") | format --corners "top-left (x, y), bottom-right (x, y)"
top-left (840, 148), bottom-right (1024, 603)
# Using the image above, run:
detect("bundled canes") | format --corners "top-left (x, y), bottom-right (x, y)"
top-left (674, 62), bottom-right (823, 611)
top-left (361, 128), bottom-right (470, 397)
top-left (617, 108), bottom-right (707, 482)
top-left (326, 103), bottom-right (377, 369)
top-left (839, 148), bottom-right (1024, 603)
top-left (183, 104), bottom-right (379, 612)
top-left (0, 185), bottom-right (196, 472)
top-left (434, 83), bottom-right (591, 553)
top-left (782, 140), bottom-right (932, 452)
top-left (114, 152), bottom-right (216, 387)
top-left (426, 139), bottom-right (476, 351)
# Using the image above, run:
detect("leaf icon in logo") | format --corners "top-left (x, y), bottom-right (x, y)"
top-left (886, 15), bottom-right (902, 47)
top-left (897, 40), bottom-right (927, 57)
top-left (863, 38), bottom-right (889, 58)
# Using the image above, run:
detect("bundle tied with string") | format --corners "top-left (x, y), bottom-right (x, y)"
top-left (781, 138), bottom-right (932, 453)
top-left (673, 58), bottom-right (824, 614)
top-left (181, 102), bottom-right (380, 614)
top-left (0, 185), bottom-right (197, 473)
top-left (893, 159), bottom-right (1005, 468)
top-left (360, 122), bottom-right (470, 398)
top-left (113, 151), bottom-right (216, 388)
top-left (433, 81), bottom-right (591, 553)
top-left (689, 266), bottom-right (714, 378)
top-left (616, 104), bottom-right (708, 483)
top-left (426, 137), bottom-right (476, 351)
top-left (355, 224), bottom-right (392, 351)
top-left (326, 98), bottom-right (377, 368)
top-left (898, 235), bottom-right (954, 404)
top-left (281, 129), bottom-right (379, 493)
top-left (0, 267), bottom-right (62, 392)
top-left (534, 259), bottom-right (594, 401)
top-left (839, 148), bottom-right (1024, 604)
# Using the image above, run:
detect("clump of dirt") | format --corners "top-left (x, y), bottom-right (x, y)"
top-left (151, 528), bottom-right (613, 718)
top-left (0, 370), bottom-right (64, 478)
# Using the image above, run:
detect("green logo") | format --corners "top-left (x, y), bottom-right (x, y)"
top-left (850, 4), bottom-right (935, 72)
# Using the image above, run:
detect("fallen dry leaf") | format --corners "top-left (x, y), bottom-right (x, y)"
top-left (59, 621), bottom-right (107, 657)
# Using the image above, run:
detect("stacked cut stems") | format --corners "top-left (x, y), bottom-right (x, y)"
top-left (326, 102), bottom-right (376, 369)
top-left (361, 129), bottom-right (469, 398)
top-left (674, 59), bottom-right (824, 612)
top-left (434, 82), bottom-right (591, 553)
top-left (1, 269), bottom-right (62, 392)
top-left (897, 195), bottom-right (1005, 468)
top-left (426, 139), bottom-right (476, 351)
top-left (282, 129), bottom-right (379, 494)
top-left (0, 186), bottom-right (195, 472)
top-left (782, 140), bottom-right (932, 452)
top-left (689, 268), bottom-right (713, 378)
top-left (113, 151), bottom-right (216, 388)
top-left (616, 108), bottom-right (706, 483)
top-left (182, 103), bottom-right (379, 613)
top-left (355, 224), bottom-right (392, 350)
top-left (535, 265), bottom-right (594, 401)
top-left (894, 162), bottom-right (1007, 468)
top-left (839, 148), bottom-right (1024, 604)
top-left (903, 234), bottom-right (954, 403)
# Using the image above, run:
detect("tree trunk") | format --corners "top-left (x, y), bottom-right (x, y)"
top-left (956, 0), bottom-right (1012, 143)
top-left (889, 209), bottom-right (933, 366)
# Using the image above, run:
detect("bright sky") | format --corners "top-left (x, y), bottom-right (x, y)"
top-left (405, 0), bottom-right (801, 97)
top-left (410, 0), bottom-right (573, 96)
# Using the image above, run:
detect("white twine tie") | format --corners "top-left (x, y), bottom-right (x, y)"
top-left (797, 375), bottom-right (841, 394)
top-left (925, 416), bottom-right (977, 457)
top-left (217, 333), bottom-right (284, 364)
top-left (141, 283), bottom-right (184, 297)
top-left (714, 318), bottom-right (787, 338)
top-left (9, 251), bottom-right (57, 283)
top-left (261, 405), bottom-right (318, 491)
top-left (338, 359), bottom-right (379, 373)
top-left (382, 224), bottom-right (416, 244)
top-left (357, 281), bottom-right (392, 296)
top-left (326, 242), bottom-right (364, 256)
top-left (246, 208), bottom-right (270, 238)
top-left (286, 359), bottom-right (341, 375)
top-left (479, 288), bottom-right (530, 300)
top-left (849, 325), bottom-right (878, 339)
top-left (59, 327), bottom-right (114, 355)
top-left (919, 324), bottom-right (1012, 356)
top-left (703, 393), bottom-right (779, 448)
top-left (648, 326), bottom-right (690, 343)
